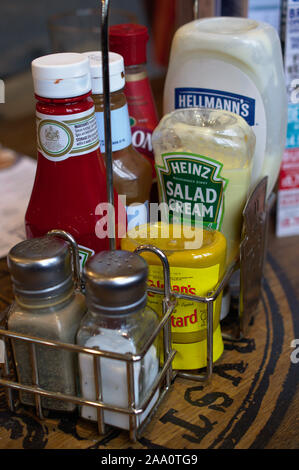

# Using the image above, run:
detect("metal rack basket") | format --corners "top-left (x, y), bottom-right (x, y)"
top-left (0, 280), bottom-right (176, 443)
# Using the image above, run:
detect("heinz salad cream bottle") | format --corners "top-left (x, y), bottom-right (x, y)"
top-left (152, 107), bottom-right (256, 265)
top-left (163, 17), bottom-right (287, 196)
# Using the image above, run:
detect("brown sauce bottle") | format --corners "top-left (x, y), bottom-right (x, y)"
top-left (83, 51), bottom-right (152, 230)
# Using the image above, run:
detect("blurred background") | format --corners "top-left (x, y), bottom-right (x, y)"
top-left (0, 0), bottom-right (282, 157)
top-left (0, 0), bottom-right (160, 153)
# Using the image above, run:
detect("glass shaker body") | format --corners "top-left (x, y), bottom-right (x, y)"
top-left (77, 305), bottom-right (160, 430)
top-left (8, 291), bottom-right (86, 411)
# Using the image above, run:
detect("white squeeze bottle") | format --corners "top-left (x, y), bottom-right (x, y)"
top-left (163, 17), bottom-right (287, 196)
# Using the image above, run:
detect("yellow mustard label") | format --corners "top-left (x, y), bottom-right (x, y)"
top-left (147, 264), bottom-right (220, 344)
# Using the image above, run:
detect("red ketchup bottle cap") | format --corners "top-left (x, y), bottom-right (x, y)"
top-left (109, 23), bottom-right (149, 66)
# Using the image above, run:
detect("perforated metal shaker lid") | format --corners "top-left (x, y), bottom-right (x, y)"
top-left (83, 250), bottom-right (148, 314)
top-left (7, 236), bottom-right (73, 299)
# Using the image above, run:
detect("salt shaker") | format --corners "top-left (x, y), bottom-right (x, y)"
top-left (7, 234), bottom-right (86, 411)
top-left (77, 250), bottom-right (160, 431)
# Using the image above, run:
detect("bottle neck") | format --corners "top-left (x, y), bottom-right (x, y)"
top-left (92, 88), bottom-right (133, 154)
top-left (35, 92), bottom-right (94, 115)
top-left (35, 91), bottom-right (91, 103)
top-left (87, 307), bottom-right (142, 330)
top-left (92, 88), bottom-right (127, 110)
top-left (125, 63), bottom-right (147, 82)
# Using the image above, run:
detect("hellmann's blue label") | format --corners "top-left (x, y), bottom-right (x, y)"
top-left (175, 88), bottom-right (256, 126)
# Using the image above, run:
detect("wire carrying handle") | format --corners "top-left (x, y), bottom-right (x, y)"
top-left (46, 229), bottom-right (82, 291)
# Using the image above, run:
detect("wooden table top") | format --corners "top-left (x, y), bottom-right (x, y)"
top-left (0, 214), bottom-right (299, 450)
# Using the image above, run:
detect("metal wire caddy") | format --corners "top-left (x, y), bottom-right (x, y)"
top-left (0, 271), bottom-right (176, 443)
top-left (0, 237), bottom-right (236, 442)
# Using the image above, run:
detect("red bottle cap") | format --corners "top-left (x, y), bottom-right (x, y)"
top-left (109, 23), bottom-right (149, 66)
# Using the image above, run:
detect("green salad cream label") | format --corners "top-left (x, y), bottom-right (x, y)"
top-left (156, 152), bottom-right (228, 230)
top-left (78, 245), bottom-right (95, 272)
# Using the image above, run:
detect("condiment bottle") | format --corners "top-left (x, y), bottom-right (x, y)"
top-left (163, 17), bottom-right (287, 196)
top-left (109, 23), bottom-right (159, 202)
top-left (7, 235), bottom-right (86, 411)
top-left (152, 107), bottom-right (256, 265)
top-left (83, 51), bottom-right (152, 231)
top-left (121, 222), bottom-right (227, 370)
top-left (25, 53), bottom-right (122, 269)
top-left (77, 250), bottom-right (160, 430)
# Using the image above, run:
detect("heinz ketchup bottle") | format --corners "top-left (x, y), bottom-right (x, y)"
top-left (26, 53), bottom-right (123, 269)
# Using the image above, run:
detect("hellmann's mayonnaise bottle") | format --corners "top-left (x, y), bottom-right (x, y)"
top-left (163, 17), bottom-right (287, 196)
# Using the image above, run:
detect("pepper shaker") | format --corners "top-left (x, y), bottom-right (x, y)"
top-left (7, 234), bottom-right (86, 412)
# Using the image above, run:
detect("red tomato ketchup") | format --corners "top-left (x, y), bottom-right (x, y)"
top-left (26, 53), bottom-right (123, 269)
